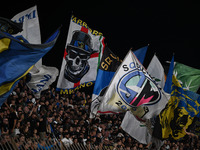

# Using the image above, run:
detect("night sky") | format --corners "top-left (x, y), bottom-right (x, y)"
top-left (1, 1), bottom-right (200, 71)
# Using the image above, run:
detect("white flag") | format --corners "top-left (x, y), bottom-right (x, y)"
top-left (26, 66), bottom-right (58, 98)
top-left (147, 54), bottom-right (165, 88)
top-left (121, 113), bottom-right (163, 148)
top-left (121, 111), bottom-right (151, 144)
top-left (11, 5), bottom-right (42, 70)
top-left (56, 15), bottom-right (105, 94)
top-left (96, 50), bottom-right (169, 120)
top-left (121, 54), bottom-right (168, 146)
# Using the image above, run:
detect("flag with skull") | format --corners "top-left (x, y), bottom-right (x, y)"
top-left (56, 16), bottom-right (105, 94)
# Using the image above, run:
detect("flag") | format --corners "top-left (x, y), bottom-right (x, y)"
top-left (121, 112), bottom-right (164, 148)
top-left (121, 111), bottom-right (152, 144)
top-left (26, 66), bottom-right (59, 98)
top-left (12, 6), bottom-right (59, 98)
top-left (56, 15), bottom-right (105, 94)
top-left (147, 54), bottom-right (165, 88)
top-left (153, 75), bottom-right (200, 140)
top-left (12, 5), bottom-right (41, 44)
top-left (133, 46), bottom-right (148, 64)
top-left (97, 50), bottom-right (169, 120)
top-left (90, 46), bottom-right (148, 118)
top-left (121, 54), bottom-right (168, 146)
top-left (174, 62), bottom-right (200, 92)
top-left (92, 46), bottom-right (122, 99)
top-left (163, 55), bottom-right (174, 93)
top-left (90, 46), bottom-right (122, 118)
top-left (0, 23), bottom-right (59, 106)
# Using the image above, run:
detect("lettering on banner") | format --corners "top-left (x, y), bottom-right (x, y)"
top-left (14, 10), bottom-right (36, 23)
top-left (71, 15), bottom-right (103, 36)
top-left (31, 74), bottom-right (51, 94)
top-left (101, 54), bottom-right (121, 71)
top-left (122, 62), bottom-right (148, 75)
top-left (115, 100), bottom-right (131, 111)
top-left (60, 82), bottom-right (93, 94)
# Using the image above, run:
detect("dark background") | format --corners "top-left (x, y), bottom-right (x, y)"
top-left (1, 1), bottom-right (200, 71)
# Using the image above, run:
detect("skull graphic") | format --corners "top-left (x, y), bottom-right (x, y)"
top-left (64, 30), bottom-right (97, 83)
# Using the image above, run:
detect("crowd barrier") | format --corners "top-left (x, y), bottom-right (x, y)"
top-left (0, 135), bottom-right (116, 150)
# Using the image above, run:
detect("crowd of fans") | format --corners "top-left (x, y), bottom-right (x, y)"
top-left (0, 78), bottom-right (200, 150)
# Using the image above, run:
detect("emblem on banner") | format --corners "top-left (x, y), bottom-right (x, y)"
top-left (117, 70), bottom-right (161, 107)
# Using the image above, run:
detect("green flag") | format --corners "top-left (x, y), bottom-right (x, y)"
top-left (174, 62), bottom-right (200, 92)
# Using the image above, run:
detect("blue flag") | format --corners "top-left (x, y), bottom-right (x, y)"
top-left (133, 46), bottom-right (148, 64)
top-left (164, 55), bottom-right (174, 93)
top-left (0, 28), bottom-right (59, 106)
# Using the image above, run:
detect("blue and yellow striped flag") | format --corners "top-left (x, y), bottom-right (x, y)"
top-left (0, 27), bottom-right (59, 106)
top-left (153, 75), bottom-right (200, 140)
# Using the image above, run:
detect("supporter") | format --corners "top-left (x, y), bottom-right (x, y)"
top-left (1, 117), bottom-right (9, 135)
top-left (62, 132), bottom-right (73, 147)
top-left (8, 105), bottom-right (17, 136)
top-left (96, 132), bottom-right (103, 145)
top-left (38, 109), bottom-right (47, 140)
top-left (28, 112), bottom-right (39, 135)
top-left (13, 121), bottom-right (20, 136)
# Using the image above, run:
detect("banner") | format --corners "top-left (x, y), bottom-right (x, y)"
top-left (90, 46), bottom-right (122, 118)
top-left (96, 50), bottom-right (168, 120)
top-left (174, 62), bottom-right (200, 92)
top-left (92, 46), bottom-right (122, 98)
top-left (121, 111), bottom-right (152, 144)
top-left (26, 66), bottom-right (59, 98)
top-left (153, 75), bottom-right (200, 140)
top-left (0, 23), bottom-right (59, 106)
top-left (12, 5), bottom-right (41, 44)
top-left (147, 54), bottom-right (166, 88)
top-left (57, 15), bottom-right (105, 94)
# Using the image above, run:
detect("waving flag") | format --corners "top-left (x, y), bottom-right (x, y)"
top-left (121, 111), bottom-right (152, 144)
top-left (57, 15), bottom-right (105, 94)
top-left (153, 75), bottom-right (200, 140)
top-left (90, 46), bottom-right (122, 118)
top-left (133, 46), bottom-right (148, 65)
top-left (26, 66), bottom-right (59, 98)
top-left (92, 46), bottom-right (122, 98)
top-left (12, 6), bottom-right (59, 98)
top-left (121, 54), bottom-right (167, 147)
top-left (0, 22), bottom-right (59, 106)
top-left (174, 62), bottom-right (200, 92)
top-left (147, 54), bottom-right (166, 88)
top-left (90, 46), bottom-right (148, 118)
top-left (163, 56), bottom-right (174, 94)
top-left (12, 5), bottom-right (41, 44)
top-left (96, 50), bottom-right (168, 120)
